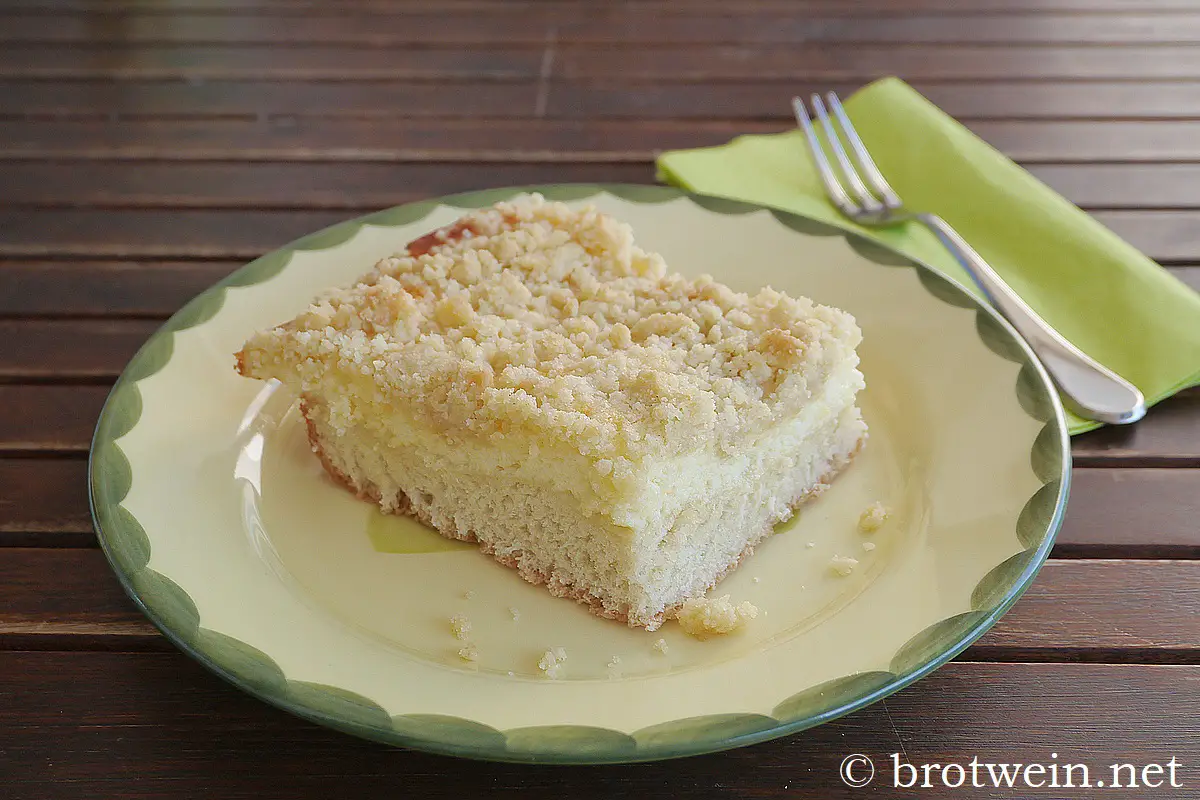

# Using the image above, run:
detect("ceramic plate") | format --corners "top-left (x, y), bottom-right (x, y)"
top-left (90, 185), bottom-right (1069, 763)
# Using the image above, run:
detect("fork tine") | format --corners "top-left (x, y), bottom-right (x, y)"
top-left (791, 96), bottom-right (857, 215)
top-left (825, 92), bottom-right (903, 210)
top-left (810, 93), bottom-right (883, 214)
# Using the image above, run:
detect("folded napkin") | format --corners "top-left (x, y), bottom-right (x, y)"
top-left (657, 77), bottom-right (1200, 434)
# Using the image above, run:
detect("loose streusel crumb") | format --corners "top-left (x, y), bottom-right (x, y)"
top-left (752, 576), bottom-right (761, 584)
top-left (457, 643), bottom-right (479, 662)
top-left (653, 638), bottom-right (669, 655)
top-left (830, 555), bottom-right (859, 576)
top-left (508, 607), bottom-right (521, 622)
top-left (806, 541), bottom-right (816, 549)
top-left (858, 501), bottom-right (890, 533)
top-left (861, 541), bottom-right (877, 552)
top-left (677, 595), bottom-right (759, 640)
top-left (462, 590), bottom-right (476, 600)
top-left (237, 194), bottom-right (861, 467)
top-left (537, 646), bottom-right (568, 679)
top-left (449, 614), bottom-right (471, 641)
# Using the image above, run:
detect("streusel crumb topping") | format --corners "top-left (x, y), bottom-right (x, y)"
top-left (237, 194), bottom-right (860, 463)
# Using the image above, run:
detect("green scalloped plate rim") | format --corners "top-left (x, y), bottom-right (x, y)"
top-left (89, 184), bottom-right (1070, 764)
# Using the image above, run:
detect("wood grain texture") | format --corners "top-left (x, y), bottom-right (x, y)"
top-left (549, 45), bottom-right (1200, 81)
top-left (0, 210), bottom-right (347, 258)
top-left (5, 207), bottom-right (1200, 261)
top-left (1057, 469), bottom-right (1200, 557)
top-left (0, 653), bottom-right (1195, 800)
top-left (0, 162), bottom-right (649, 210)
top-left (0, 460), bottom-right (93, 545)
top-left (7, 44), bottom-right (1200, 81)
top-left (5, 162), bottom-right (1200, 211)
top-left (9, 12), bottom-right (1200, 45)
top-left (1074, 391), bottom-right (1200, 466)
top-left (1, 548), bottom-right (1196, 657)
top-left (551, 81), bottom-right (1200, 121)
top-left (0, 80), bottom-right (540, 119)
top-left (10, 81), bottom-right (1200, 124)
top-left (0, 44), bottom-right (543, 81)
top-left (0, 319), bottom-right (160, 379)
top-left (4, 118), bottom-right (1200, 164)
top-left (6, 0), bottom-right (1200, 14)
top-left (0, 386), bottom-right (109, 453)
top-left (0, 261), bottom-right (239, 317)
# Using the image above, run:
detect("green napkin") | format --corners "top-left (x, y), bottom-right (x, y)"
top-left (657, 76), bottom-right (1200, 434)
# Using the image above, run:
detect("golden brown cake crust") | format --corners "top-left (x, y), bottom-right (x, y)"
top-left (301, 395), bottom-right (863, 630)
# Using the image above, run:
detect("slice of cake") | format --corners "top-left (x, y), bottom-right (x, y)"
top-left (236, 194), bottom-right (866, 630)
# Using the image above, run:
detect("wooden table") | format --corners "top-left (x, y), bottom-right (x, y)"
top-left (2, 1), bottom-right (1199, 797)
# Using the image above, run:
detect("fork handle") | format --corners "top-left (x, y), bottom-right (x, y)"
top-left (918, 213), bottom-right (1145, 425)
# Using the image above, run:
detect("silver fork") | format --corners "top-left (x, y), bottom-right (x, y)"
top-left (793, 93), bottom-right (1145, 425)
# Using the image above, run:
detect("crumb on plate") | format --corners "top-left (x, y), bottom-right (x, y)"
top-left (830, 555), bottom-right (859, 576)
top-left (449, 614), bottom-right (471, 641)
top-left (858, 501), bottom-right (890, 533)
top-left (538, 646), bottom-right (568, 679)
top-left (677, 595), bottom-right (759, 640)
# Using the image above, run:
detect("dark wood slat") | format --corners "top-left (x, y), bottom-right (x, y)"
top-left (6, 0), bottom-right (1200, 13)
top-left (5, 207), bottom-right (1200, 261)
top-left (975, 121), bottom-right (1200, 162)
top-left (0, 386), bottom-right (110, 453)
top-left (1074, 390), bottom-right (1200, 466)
top-left (0, 261), bottom-right (239, 318)
top-left (0, 210), bottom-right (347, 258)
top-left (553, 81), bottom-right (1200, 121)
top-left (1092, 210), bottom-right (1200, 261)
top-left (1029, 165), bottom-right (1200, 208)
top-left (0, 162), bottom-right (649, 210)
top-left (1, 549), bottom-right (1196, 656)
top-left (1057, 469), bottom-right (1200, 557)
top-left (0, 460), bottom-right (93, 545)
top-left (0, 81), bottom-right (539, 119)
top-left (3, 118), bottom-right (1199, 164)
top-left (0, 116), bottom-right (772, 157)
top-left (972, 560), bottom-right (1200, 658)
top-left (0, 44), bottom-right (543, 81)
top-left (7, 43), bottom-right (1200, 81)
top-left (554, 44), bottom-right (1200, 81)
top-left (0, 549), bottom-right (140, 642)
top-left (0, 319), bottom-right (160, 378)
top-left (2, 162), bottom-right (1198, 211)
top-left (0, 653), bottom-right (1192, 799)
top-left (9, 12), bottom-right (1200, 45)
top-left (9, 81), bottom-right (1200, 122)
top-left (1172, 264), bottom-right (1200, 292)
